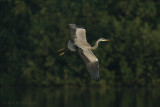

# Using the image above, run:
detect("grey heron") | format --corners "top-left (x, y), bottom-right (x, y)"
top-left (59, 24), bottom-right (110, 80)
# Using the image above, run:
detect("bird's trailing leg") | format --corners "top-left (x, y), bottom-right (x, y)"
top-left (57, 48), bottom-right (65, 52)
top-left (57, 48), bottom-right (67, 56)
top-left (59, 52), bottom-right (65, 56)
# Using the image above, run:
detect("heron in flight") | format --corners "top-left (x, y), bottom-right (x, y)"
top-left (58, 24), bottom-right (110, 80)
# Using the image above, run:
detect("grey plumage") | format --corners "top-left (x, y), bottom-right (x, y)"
top-left (68, 24), bottom-right (110, 80)
top-left (67, 40), bottom-right (76, 51)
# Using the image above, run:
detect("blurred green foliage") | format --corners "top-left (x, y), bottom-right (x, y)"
top-left (0, 0), bottom-right (160, 87)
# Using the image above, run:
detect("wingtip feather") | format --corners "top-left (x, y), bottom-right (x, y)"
top-left (95, 76), bottom-right (100, 81)
top-left (93, 73), bottom-right (100, 81)
top-left (69, 24), bottom-right (77, 28)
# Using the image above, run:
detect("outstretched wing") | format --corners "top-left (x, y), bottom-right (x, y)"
top-left (78, 48), bottom-right (100, 80)
top-left (69, 24), bottom-right (89, 49)
top-left (69, 24), bottom-right (77, 39)
top-left (69, 24), bottom-right (100, 80)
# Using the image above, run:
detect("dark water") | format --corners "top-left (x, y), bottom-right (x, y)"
top-left (0, 87), bottom-right (160, 107)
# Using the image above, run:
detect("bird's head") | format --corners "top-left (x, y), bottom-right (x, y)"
top-left (99, 38), bottom-right (110, 42)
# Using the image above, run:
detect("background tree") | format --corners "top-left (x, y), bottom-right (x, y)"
top-left (0, 0), bottom-right (160, 87)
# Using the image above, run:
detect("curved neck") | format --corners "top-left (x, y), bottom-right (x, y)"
top-left (90, 39), bottom-right (101, 50)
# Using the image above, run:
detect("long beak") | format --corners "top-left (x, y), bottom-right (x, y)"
top-left (104, 40), bottom-right (111, 41)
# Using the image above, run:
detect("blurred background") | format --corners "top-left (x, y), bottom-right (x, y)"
top-left (0, 0), bottom-right (160, 87)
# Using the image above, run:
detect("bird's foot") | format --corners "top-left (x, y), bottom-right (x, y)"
top-left (59, 52), bottom-right (65, 56)
top-left (57, 48), bottom-right (65, 52)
